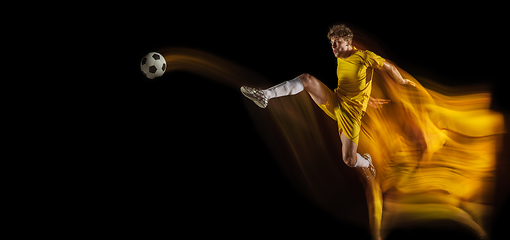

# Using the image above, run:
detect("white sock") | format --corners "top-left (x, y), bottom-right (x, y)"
top-left (354, 153), bottom-right (370, 168)
top-left (263, 77), bottom-right (304, 100)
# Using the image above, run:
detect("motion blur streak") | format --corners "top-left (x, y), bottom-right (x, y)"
top-left (159, 47), bottom-right (267, 88)
top-left (363, 65), bottom-right (505, 239)
top-left (157, 47), bottom-right (506, 239)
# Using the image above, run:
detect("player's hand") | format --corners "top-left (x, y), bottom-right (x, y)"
top-left (369, 96), bottom-right (390, 109)
top-left (402, 79), bottom-right (417, 87)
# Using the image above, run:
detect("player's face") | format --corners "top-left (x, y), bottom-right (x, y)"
top-left (330, 37), bottom-right (351, 58)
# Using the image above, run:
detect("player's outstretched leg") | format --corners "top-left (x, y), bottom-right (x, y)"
top-left (241, 77), bottom-right (304, 108)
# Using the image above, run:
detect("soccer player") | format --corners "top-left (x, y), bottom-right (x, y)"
top-left (241, 24), bottom-right (415, 179)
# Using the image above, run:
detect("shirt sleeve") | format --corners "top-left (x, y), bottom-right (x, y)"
top-left (364, 50), bottom-right (385, 69)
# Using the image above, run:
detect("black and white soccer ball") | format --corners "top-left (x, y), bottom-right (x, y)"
top-left (140, 52), bottom-right (166, 79)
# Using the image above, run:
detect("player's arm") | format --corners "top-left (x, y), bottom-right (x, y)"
top-left (382, 61), bottom-right (416, 87)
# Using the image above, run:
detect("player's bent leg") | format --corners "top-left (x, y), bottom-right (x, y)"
top-left (298, 73), bottom-right (330, 105)
top-left (340, 132), bottom-right (376, 179)
top-left (340, 132), bottom-right (359, 167)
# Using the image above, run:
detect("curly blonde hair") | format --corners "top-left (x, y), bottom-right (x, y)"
top-left (327, 24), bottom-right (353, 41)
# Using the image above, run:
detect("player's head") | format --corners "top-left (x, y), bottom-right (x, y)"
top-left (327, 24), bottom-right (353, 42)
top-left (328, 24), bottom-right (353, 58)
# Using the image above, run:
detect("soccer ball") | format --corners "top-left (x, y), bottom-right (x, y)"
top-left (140, 52), bottom-right (166, 79)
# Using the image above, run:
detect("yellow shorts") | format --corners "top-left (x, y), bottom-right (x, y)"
top-left (317, 89), bottom-right (364, 145)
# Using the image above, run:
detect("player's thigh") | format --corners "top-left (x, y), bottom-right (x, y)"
top-left (298, 73), bottom-right (331, 105)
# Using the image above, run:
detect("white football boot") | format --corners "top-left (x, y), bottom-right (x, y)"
top-left (362, 153), bottom-right (376, 179)
top-left (240, 86), bottom-right (268, 108)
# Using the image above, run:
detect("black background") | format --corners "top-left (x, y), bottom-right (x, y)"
top-left (96, 4), bottom-right (510, 239)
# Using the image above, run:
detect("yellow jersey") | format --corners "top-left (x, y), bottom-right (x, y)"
top-left (335, 47), bottom-right (385, 112)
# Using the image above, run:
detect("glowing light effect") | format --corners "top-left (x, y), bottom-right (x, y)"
top-left (361, 66), bottom-right (505, 239)
top-left (157, 47), bottom-right (506, 239)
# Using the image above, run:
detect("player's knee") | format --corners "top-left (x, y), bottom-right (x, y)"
top-left (343, 153), bottom-right (357, 167)
top-left (298, 73), bottom-right (315, 89)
